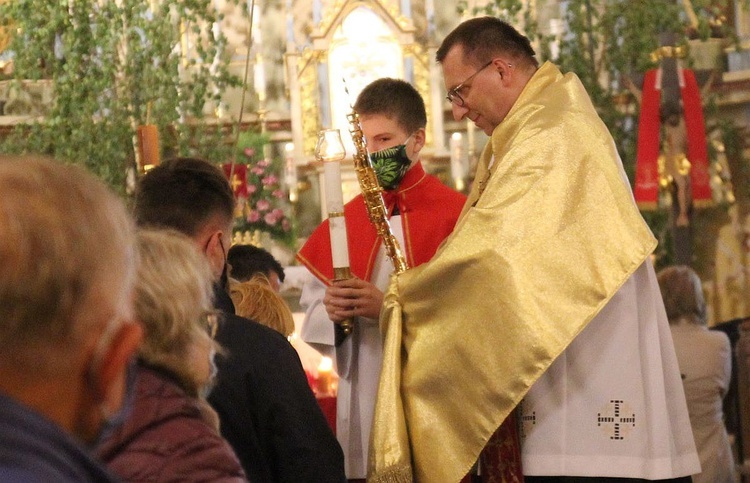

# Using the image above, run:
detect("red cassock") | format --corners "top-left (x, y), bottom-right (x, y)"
top-left (297, 162), bottom-right (466, 285)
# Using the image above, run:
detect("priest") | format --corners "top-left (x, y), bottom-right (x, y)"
top-left (368, 17), bottom-right (701, 483)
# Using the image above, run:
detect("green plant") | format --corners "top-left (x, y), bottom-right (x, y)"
top-left (686, 0), bottom-right (749, 40)
top-left (0, 0), bottom-right (241, 193)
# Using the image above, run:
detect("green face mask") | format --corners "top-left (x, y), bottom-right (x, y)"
top-left (369, 139), bottom-right (412, 191)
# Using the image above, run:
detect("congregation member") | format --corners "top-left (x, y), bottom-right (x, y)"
top-left (230, 275), bottom-right (296, 338)
top-left (298, 78), bottom-right (466, 481)
top-left (134, 157), bottom-right (346, 482)
top-left (368, 18), bottom-right (700, 482)
top-left (228, 243), bottom-right (286, 292)
top-left (96, 229), bottom-right (246, 481)
top-left (0, 156), bottom-right (142, 482)
top-left (658, 265), bottom-right (736, 483)
top-left (227, 244), bottom-right (295, 337)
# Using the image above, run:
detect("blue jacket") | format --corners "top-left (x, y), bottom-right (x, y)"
top-left (0, 392), bottom-right (118, 482)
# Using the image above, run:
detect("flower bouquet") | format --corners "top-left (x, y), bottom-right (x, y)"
top-left (225, 131), bottom-right (296, 248)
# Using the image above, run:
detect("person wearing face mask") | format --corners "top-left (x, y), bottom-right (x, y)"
top-left (367, 17), bottom-right (699, 483)
top-left (297, 78), bottom-right (467, 481)
top-left (96, 229), bottom-right (245, 481)
top-left (0, 156), bottom-right (143, 482)
top-left (134, 158), bottom-right (345, 483)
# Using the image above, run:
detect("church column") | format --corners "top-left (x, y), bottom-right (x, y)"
top-left (426, 0), bottom-right (447, 156)
top-left (285, 1), bottom-right (304, 169)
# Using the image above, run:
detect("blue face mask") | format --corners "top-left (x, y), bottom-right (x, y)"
top-left (369, 135), bottom-right (414, 191)
top-left (90, 358), bottom-right (139, 448)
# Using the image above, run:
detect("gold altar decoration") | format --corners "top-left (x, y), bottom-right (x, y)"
top-left (0, 0), bottom-right (13, 72)
top-left (298, 50), bottom-right (324, 156)
top-left (291, 0), bottom-right (430, 158)
top-left (649, 45), bottom-right (688, 63)
top-left (0, 24), bottom-right (10, 56)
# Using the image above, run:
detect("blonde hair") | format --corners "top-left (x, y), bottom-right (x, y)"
top-left (135, 229), bottom-right (216, 396)
top-left (0, 156), bottom-right (136, 375)
top-left (230, 275), bottom-right (295, 337)
top-left (657, 265), bottom-right (707, 325)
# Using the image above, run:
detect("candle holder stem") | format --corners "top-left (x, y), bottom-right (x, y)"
top-left (333, 266), bottom-right (354, 335)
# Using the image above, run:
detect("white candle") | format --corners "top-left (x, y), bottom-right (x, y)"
top-left (285, 0), bottom-right (294, 48)
top-left (251, 0), bottom-right (266, 102)
top-left (467, 121), bottom-right (475, 160)
top-left (317, 356), bottom-right (334, 395)
top-left (450, 132), bottom-right (464, 179)
top-left (324, 161), bottom-right (350, 269)
top-left (284, 142), bottom-right (297, 201)
top-left (426, 0), bottom-right (435, 37)
top-left (254, 54), bottom-right (266, 102)
top-left (284, 142), bottom-right (296, 183)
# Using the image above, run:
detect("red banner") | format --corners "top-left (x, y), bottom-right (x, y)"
top-left (634, 69), bottom-right (662, 209)
top-left (634, 68), bottom-right (711, 209)
top-left (222, 163), bottom-right (248, 198)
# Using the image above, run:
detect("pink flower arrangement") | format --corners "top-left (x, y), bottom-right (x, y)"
top-left (256, 199), bottom-right (270, 212)
top-left (231, 131), bottom-right (295, 247)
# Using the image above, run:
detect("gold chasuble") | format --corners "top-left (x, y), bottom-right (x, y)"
top-left (368, 62), bottom-right (657, 482)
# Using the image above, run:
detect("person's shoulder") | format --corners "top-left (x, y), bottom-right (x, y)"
top-left (420, 173), bottom-right (466, 197)
top-left (417, 174), bottom-right (467, 211)
top-left (0, 465), bottom-right (118, 483)
top-left (106, 413), bottom-right (244, 483)
top-left (219, 313), bottom-right (287, 340)
top-left (154, 419), bottom-right (245, 482)
top-left (344, 193), bottom-right (366, 210)
top-left (705, 326), bottom-right (732, 348)
top-left (215, 312), bottom-right (295, 359)
top-left (682, 324), bottom-right (732, 352)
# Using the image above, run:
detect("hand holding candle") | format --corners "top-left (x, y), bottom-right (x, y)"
top-left (315, 129), bottom-right (353, 336)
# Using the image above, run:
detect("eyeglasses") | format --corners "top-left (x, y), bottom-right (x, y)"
top-left (446, 61), bottom-right (493, 107)
top-left (201, 310), bottom-right (221, 339)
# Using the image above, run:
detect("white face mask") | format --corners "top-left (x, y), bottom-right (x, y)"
top-left (200, 349), bottom-right (218, 399)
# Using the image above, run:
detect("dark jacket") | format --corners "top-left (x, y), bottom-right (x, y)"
top-left (97, 363), bottom-right (246, 482)
top-left (209, 285), bottom-right (346, 482)
top-left (0, 392), bottom-right (118, 482)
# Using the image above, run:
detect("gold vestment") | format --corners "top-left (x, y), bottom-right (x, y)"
top-left (368, 62), bottom-right (657, 483)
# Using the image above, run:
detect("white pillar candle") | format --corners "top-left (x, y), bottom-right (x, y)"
top-left (284, 142), bottom-right (298, 201)
top-left (317, 356), bottom-right (334, 395)
top-left (254, 54), bottom-right (267, 102)
top-left (450, 131), bottom-right (464, 179)
top-left (323, 160), bottom-right (350, 269)
top-left (467, 120), bottom-right (475, 161)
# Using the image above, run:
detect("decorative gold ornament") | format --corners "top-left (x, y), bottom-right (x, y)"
top-left (649, 45), bottom-right (687, 63)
